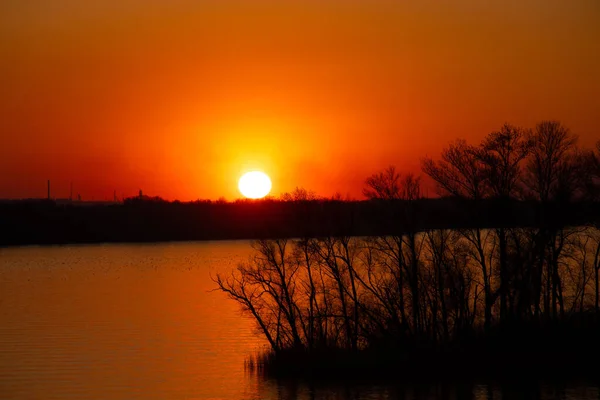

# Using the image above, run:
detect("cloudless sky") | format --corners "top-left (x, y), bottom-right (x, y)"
top-left (1, 0), bottom-right (599, 200)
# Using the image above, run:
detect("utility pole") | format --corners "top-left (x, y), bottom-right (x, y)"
top-left (70, 182), bottom-right (73, 201)
top-left (47, 180), bottom-right (50, 200)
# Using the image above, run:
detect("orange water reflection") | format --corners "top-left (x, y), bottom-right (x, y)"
top-left (1, 242), bottom-right (599, 400)
top-left (0, 242), bottom-right (266, 399)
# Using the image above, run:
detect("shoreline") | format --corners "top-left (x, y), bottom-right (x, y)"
top-left (241, 313), bottom-right (600, 382)
top-left (2, 198), bottom-right (597, 247)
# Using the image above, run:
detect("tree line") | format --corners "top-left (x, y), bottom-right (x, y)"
top-left (215, 121), bottom-right (600, 359)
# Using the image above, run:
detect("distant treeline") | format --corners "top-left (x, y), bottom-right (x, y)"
top-left (0, 196), bottom-right (597, 247)
top-left (1, 120), bottom-right (599, 247)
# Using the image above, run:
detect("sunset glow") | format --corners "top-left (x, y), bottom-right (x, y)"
top-left (0, 1), bottom-right (599, 201)
top-left (3, 2), bottom-right (600, 398)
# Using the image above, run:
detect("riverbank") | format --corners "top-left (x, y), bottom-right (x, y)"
top-left (247, 317), bottom-right (600, 382)
top-left (1, 197), bottom-right (598, 246)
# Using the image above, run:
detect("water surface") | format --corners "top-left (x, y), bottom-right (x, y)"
top-left (1, 242), bottom-right (598, 399)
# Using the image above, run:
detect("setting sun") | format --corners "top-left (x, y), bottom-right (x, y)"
top-left (238, 171), bottom-right (272, 199)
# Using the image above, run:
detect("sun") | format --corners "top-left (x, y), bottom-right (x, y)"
top-left (238, 171), bottom-right (272, 199)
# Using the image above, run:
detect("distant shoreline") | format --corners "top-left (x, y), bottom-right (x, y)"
top-left (1, 197), bottom-right (598, 247)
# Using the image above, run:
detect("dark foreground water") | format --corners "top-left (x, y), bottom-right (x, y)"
top-left (1, 242), bottom-right (598, 399)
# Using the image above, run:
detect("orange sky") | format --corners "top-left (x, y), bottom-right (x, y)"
top-left (1, 1), bottom-right (599, 200)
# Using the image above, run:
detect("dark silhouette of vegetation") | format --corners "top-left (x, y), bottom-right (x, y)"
top-left (1, 120), bottom-right (599, 380)
top-left (246, 372), bottom-right (598, 400)
top-left (2, 193), bottom-right (596, 248)
top-left (213, 121), bottom-right (600, 379)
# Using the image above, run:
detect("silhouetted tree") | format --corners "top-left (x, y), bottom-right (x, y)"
top-left (422, 140), bottom-right (486, 200)
top-left (212, 122), bottom-right (600, 373)
top-left (523, 121), bottom-right (581, 318)
top-left (579, 139), bottom-right (600, 311)
top-left (524, 121), bottom-right (578, 203)
top-left (364, 169), bottom-right (425, 335)
top-left (363, 166), bottom-right (402, 200)
top-left (281, 187), bottom-right (319, 202)
top-left (476, 124), bottom-right (531, 320)
top-left (423, 140), bottom-right (494, 329)
top-left (583, 141), bottom-right (600, 203)
top-left (477, 124), bottom-right (531, 201)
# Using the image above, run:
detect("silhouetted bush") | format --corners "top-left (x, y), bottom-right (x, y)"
top-left (214, 122), bottom-right (600, 378)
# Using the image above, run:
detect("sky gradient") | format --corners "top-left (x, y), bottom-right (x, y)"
top-left (1, 0), bottom-right (599, 200)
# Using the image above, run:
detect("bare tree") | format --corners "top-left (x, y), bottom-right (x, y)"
top-left (422, 140), bottom-right (487, 200)
top-left (281, 187), bottom-right (319, 202)
top-left (423, 139), bottom-right (495, 329)
top-left (476, 124), bottom-right (531, 200)
top-left (525, 121), bottom-right (578, 202)
top-left (213, 264), bottom-right (281, 352)
top-left (424, 229), bottom-right (452, 340)
top-left (211, 131), bottom-right (600, 363)
top-left (586, 227), bottom-right (600, 314)
top-left (564, 229), bottom-right (595, 314)
top-left (476, 124), bottom-right (531, 320)
top-left (521, 121), bottom-right (579, 319)
top-left (363, 166), bottom-right (402, 200)
top-left (292, 238), bottom-right (319, 349)
top-left (582, 141), bottom-right (600, 203)
top-left (363, 168), bottom-right (425, 335)
top-left (214, 231), bottom-right (597, 354)
top-left (213, 239), bottom-right (305, 351)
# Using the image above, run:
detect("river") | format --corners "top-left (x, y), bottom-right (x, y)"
top-left (1, 242), bottom-right (598, 399)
